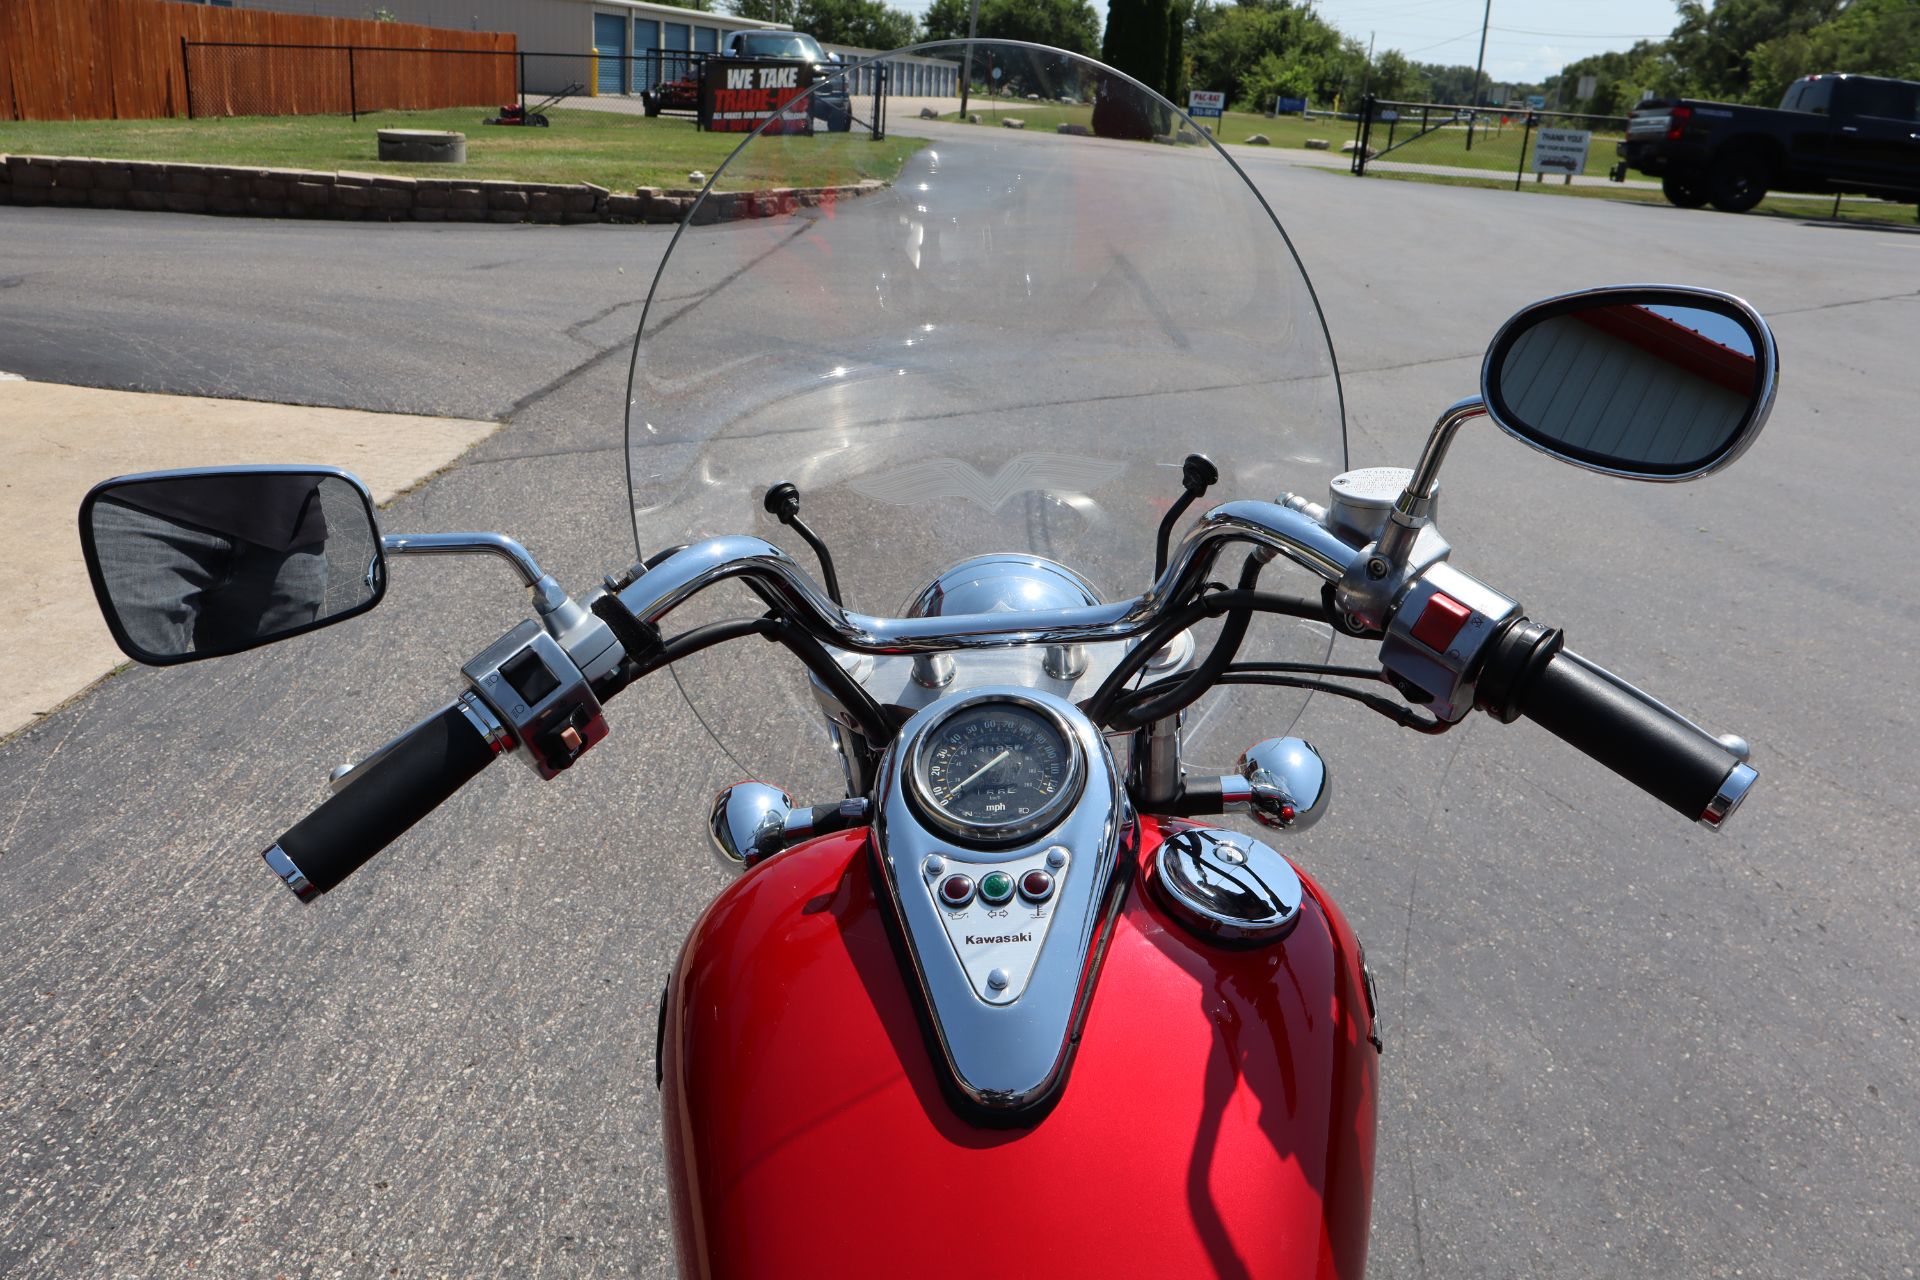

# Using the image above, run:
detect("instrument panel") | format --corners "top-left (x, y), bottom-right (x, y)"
top-left (907, 695), bottom-right (1085, 845)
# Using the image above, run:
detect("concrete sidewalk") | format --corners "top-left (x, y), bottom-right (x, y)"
top-left (0, 378), bottom-right (496, 739)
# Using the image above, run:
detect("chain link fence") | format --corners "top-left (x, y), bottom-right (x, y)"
top-left (1351, 97), bottom-right (1629, 189)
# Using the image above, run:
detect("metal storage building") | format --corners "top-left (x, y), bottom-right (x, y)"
top-left (221, 0), bottom-right (959, 98)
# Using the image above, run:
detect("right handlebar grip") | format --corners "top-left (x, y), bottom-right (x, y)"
top-left (1515, 647), bottom-right (1755, 826)
top-left (263, 701), bottom-right (501, 900)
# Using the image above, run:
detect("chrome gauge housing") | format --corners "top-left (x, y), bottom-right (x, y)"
top-left (900, 553), bottom-right (1102, 618)
top-left (907, 692), bottom-right (1086, 845)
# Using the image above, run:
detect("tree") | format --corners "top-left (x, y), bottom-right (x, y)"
top-left (1666, 0), bottom-right (1846, 102)
top-left (728, 0), bottom-right (794, 24)
top-left (1417, 63), bottom-right (1490, 106)
top-left (1166, 0), bottom-right (1191, 104)
top-left (923, 0), bottom-right (1099, 55)
top-left (1363, 49), bottom-right (1428, 103)
top-left (1544, 41), bottom-right (1681, 115)
top-left (1186, 0), bottom-right (1362, 111)
top-left (794, 0), bottom-right (917, 49)
top-left (1103, 0), bottom-right (1173, 95)
top-left (921, 0), bottom-right (970, 42)
top-left (1747, 0), bottom-right (1920, 103)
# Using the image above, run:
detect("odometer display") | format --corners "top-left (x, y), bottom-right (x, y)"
top-left (911, 699), bottom-right (1082, 843)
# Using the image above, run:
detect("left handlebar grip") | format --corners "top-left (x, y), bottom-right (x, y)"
top-left (263, 701), bottom-right (502, 901)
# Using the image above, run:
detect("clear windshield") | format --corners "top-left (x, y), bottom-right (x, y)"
top-left (627, 42), bottom-right (1346, 788)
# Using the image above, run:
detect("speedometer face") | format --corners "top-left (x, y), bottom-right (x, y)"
top-left (912, 699), bottom-right (1082, 843)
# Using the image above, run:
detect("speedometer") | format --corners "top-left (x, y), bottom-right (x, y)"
top-left (909, 695), bottom-right (1084, 845)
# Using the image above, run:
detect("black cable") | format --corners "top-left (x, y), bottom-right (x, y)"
top-left (1115, 552), bottom-right (1265, 731)
top-left (766, 616), bottom-right (894, 746)
top-left (632, 610), bottom-right (894, 751)
top-left (1116, 671), bottom-right (1453, 735)
top-left (645, 616), bottom-right (779, 670)
top-left (1083, 587), bottom-right (1334, 728)
top-left (764, 482), bottom-right (843, 605)
top-left (1154, 453), bottom-right (1219, 576)
top-left (1229, 661), bottom-right (1393, 682)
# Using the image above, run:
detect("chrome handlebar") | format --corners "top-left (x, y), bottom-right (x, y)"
top-left (610, 499), bottom-right (1362, 655)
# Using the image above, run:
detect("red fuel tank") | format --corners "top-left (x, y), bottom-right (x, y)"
top-left (660, 817), bottom-right (1378, 1279)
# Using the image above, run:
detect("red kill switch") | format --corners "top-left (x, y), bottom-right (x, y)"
top-left (1410, 592), bottom-right (1472, 653)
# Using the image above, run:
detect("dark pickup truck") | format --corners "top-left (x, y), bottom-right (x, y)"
top-left (644, 30), bottom-right (852, 131)
top-left (1623, 74), bottom-right (1920, 212)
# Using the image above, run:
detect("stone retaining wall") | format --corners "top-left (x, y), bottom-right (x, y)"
top-left (0, 156), bottom-right (884, 226)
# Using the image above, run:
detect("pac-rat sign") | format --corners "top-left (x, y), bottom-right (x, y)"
top-left (699, 59), bottom-right (817, 135)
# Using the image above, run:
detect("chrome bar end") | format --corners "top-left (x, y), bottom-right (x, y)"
top-left (262, 843), bottom-right (319, 902)
top-left (1699, 762), bottom-right (1758, 831)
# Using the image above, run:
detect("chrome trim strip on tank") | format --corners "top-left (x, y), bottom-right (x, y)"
top-left (614, 499), bottom-right (1359, 656)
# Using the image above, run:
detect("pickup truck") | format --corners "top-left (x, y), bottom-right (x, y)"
top-left (1623, 74), bottom-right (1920, 212)
top-left (644, 30), bottom-right (852, 131)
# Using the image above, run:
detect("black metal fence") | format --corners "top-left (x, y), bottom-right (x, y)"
top-left (183, 40), bottom-right (895, 137)
top-left (1351, 97), bottom-right (1630, 190)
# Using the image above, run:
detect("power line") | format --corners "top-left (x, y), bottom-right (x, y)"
top-left (1491, 24), bottom-right (1668, 39)
top-left (1399, 27), bottom-right (1483, 56)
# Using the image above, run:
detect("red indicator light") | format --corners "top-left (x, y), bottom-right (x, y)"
top-left (1667, 105), bottom-right (1691, 141)
top-left (1280, 804), bottom-right (1297, 822)
top-left (1409, 592), bottom-right (1473, 654)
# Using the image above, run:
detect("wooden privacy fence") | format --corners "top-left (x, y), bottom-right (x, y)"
top-left (0, 0), bottom-right (515, 122)
top-left (183, 43), bottom-right (516, 121)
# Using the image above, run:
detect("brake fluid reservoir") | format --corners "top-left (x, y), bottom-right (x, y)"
top-left (1327, 467), bottom-right (1430, 547)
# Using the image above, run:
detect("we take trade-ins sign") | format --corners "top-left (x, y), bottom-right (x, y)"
top-left (699, 59), bottom-right (817, 134)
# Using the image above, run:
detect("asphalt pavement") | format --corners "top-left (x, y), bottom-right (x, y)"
top-left (1, 130), bottom-right (1916, 1279)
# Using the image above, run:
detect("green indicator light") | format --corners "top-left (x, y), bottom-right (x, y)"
top-left (980, 872), bottom-right (1015, 904)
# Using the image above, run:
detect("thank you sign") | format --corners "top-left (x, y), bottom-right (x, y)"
top-left (1530, 128), bottom-right (1592, 175)
top-left (700, 59), bottom-right (816, 134)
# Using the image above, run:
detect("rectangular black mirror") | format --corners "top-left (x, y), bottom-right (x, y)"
top-left (1481, 286), bottom-right (1777, 481)
top-left (79, 467), bottom-right (386, 665)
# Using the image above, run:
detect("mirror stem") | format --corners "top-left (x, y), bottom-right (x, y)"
top-left (382, 532), bottom-right (571, 618)
top-left (1380, 396), bottom-right (1485, 566)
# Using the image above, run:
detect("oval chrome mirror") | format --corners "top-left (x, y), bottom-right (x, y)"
top-left (79, 466), bottom-right (385, 665)
top-left (1480, 286), bottom-right (1777, 481)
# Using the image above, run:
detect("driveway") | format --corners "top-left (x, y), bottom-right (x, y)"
top-left (1, 135), bottom-right (1915, 1278)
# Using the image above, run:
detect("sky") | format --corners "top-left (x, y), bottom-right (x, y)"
top-left (889, 0), bottom-right (1687, 87)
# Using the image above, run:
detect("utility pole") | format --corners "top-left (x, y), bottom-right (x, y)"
top-left (1471, 0), bottom-right (1491, 105)
top-left (958, 0), bottom-right (981, 118)
top-left (1466, 0), bottom-right (1491, 149)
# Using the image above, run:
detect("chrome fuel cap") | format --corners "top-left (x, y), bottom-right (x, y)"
top-left (1149, 826), bottom-right (1304, 946)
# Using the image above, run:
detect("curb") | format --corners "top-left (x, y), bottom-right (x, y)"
top-left (0, 155), bottom-right (885, 226)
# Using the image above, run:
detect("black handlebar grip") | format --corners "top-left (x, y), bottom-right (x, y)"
top-left (262, 701), bottom-right (501, 900)
top-left (1516, 648), bottom-right (1756, 827)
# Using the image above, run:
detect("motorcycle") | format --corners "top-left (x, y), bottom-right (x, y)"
top-left (75, 43), bottom-right (1775, 1279)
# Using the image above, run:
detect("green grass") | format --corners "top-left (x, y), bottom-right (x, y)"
top-left (945, 100), bottom-right (1093, 132)
top-left (1345, 165), bottom-right (1920, 227)
top-left (0, 107), bottom-right (924, 192)
top-left (942, 102), bottom-right (1375, 154)
top-left (1355, 114), bottom-right (1623, 179)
